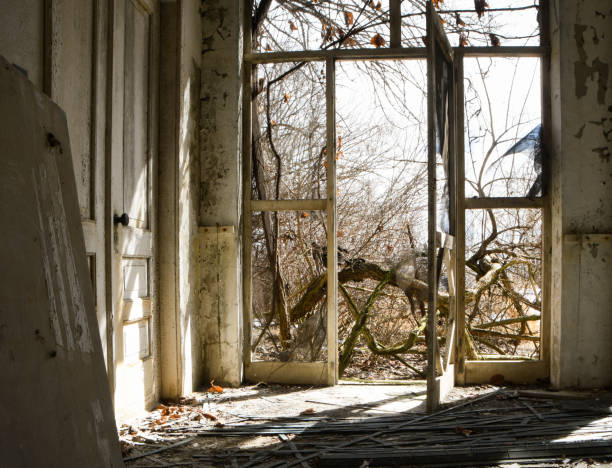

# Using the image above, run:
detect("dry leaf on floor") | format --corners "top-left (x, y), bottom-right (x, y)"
top-left (455, 425), bottom-right (473, 437)
top-left (200, 411), bottom-right (218, 421)
top-left (300, 408), bottom-right (315, 415)
top-left (207, 380), bottom-right (224, 393)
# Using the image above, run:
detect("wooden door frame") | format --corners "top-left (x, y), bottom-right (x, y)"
top-left (241, 0), bottom-right (550, 399)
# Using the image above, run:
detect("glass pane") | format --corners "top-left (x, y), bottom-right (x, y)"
top-left (254, 0), bottom-right (390, 52)
top-left (252, 62), bottom-right (326, 200)
top-left (465, 209), bottom-right (542, 359)
top-left (464, 57), bottom-right (542, 198)
top-left (251, 210), bottom-right (328, 362)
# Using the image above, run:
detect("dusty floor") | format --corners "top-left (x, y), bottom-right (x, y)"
top-left (119, 382), bottom-right (612, 467)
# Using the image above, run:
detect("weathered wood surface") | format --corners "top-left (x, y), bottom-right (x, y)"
top-left (0, 56), bottom-right (123, 467)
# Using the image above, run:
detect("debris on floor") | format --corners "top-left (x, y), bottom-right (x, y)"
top-left (119, 384), bottom-right (612, 467)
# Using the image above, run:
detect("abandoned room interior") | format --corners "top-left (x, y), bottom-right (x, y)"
top-left (1, 0), bottom-right (611, 466)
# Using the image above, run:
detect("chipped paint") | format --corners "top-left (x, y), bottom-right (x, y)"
top-left (574, 24), bottom-right (609, 105)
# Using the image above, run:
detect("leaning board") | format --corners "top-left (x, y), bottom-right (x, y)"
top-left (0, 55), bottom-right (123, 468)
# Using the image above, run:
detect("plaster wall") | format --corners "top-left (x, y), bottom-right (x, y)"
top-left (550, 0), bottom-right (612, 388)
top-left (198, 0), bottom-right (244, 386)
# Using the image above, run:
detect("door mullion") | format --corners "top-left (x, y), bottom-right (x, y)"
top-left (325, 57), bottom-right (337, 386)
top-left (455, 53), bottom-right (466, 386)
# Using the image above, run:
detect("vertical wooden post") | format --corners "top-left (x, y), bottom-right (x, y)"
top-left (390, 0), bottom-right (401, 48)
top-left (242, 0), bottom-right (253, 368)
top-left (426, 1), bottom-right (439, 413)
top-left (325, 57), bottom-right (338, 386)
top-left (454, 52), bottom-right (466, 386)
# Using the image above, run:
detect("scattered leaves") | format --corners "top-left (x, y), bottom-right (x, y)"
top-left (489, 33), bottom-right (500, 47)
top-left (337, 230), bottom-right (344, 238)
top-left (344, 11), bottom-right (354, 27)
top-left (300, 408), bottom-right (315, 415)
top-left (455, 425), bottom-right (473, 437)
top-left (283, 93), bottom-right (291, 103)
top-left (370, 33), bottom-right (386, 48)
top-left (207, 380), bottom-right (224, 393)
top-left (120, 440), bottom-right (132, 457)
top-left (201, 412), bottom-right (218, 421)
top-left (289, 20), bottom-right (298, 31)
top-left (474, 0), bottom-right (489, 19)
top-left (455, 12), bottom-right (466, 27)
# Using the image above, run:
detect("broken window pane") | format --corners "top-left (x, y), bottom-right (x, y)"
top-left (435, 41), bottom-right (452, 234)
top-left (464, 57), bottom-right (542, 198)
top-left (401, 0), bottom-right (540, 48)
top-left (251, 210), bottom-right (328, 362)
top-left (334, 60), bottom-right (449, 380)
top-left (254, 0), bottom-right (390, 52)
top-left (252, 62), bottom-right (326, 201)
top-left (465, 208), bottom-right (542, 359)
top-left (439, 0), bottom-right (540, 47)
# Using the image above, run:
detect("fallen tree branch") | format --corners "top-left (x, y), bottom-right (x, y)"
top-left (470, 327), bottom-right (540, 342)
top-left (477, 314), bottom-right (540, 329)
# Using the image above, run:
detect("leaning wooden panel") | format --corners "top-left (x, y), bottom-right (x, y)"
top-left (465, 361), bottom-right (547, 385)
top-left (426, 1), bottom-right (439, 412)
top-left (245, 362), bottom-right (329, 386)
top-left (0, 56), bottom-right (123, 467)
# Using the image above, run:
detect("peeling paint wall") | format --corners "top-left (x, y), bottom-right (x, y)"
top-left (550, 0), bottom-right (612, 388)
top-left (198, 0), bottom-right (243, 386)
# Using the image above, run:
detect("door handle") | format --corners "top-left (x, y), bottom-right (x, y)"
top-left (114, 213), bottom-right (130, 227)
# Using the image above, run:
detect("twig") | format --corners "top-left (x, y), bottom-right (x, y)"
top-left (279, 434), bottom-right (312, 468)
top-left (122, 437), bottom-right (196, 462)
